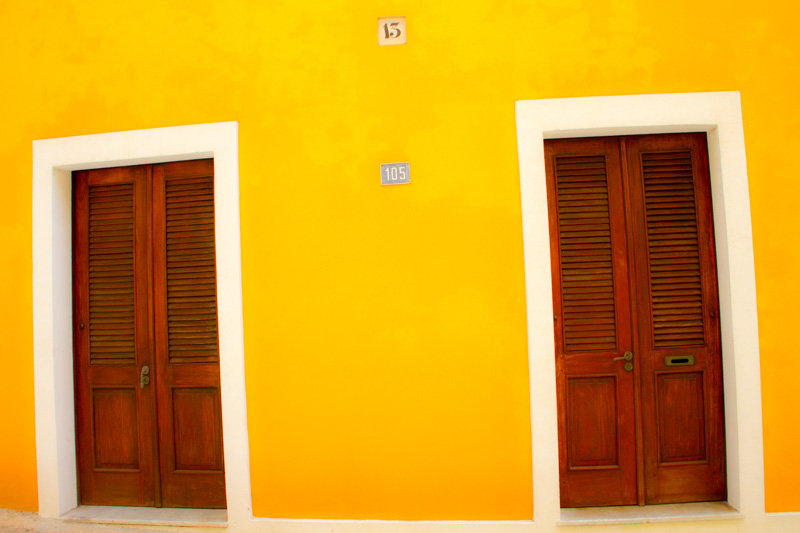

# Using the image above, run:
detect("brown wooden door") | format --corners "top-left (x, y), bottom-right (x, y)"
top-left (545, 133), bottom-right (726, 507)
top-left (73, 159), bottom-right (226, 508)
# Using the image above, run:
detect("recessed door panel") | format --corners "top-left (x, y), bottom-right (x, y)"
top-left (566, 376), bottom-right (619, 468)
top-left (656, 372), bottom-right (706, 463)
top-left (172, 387), bottom-right (224, 471)
top-left (92, 387), bottom-right (140, 469)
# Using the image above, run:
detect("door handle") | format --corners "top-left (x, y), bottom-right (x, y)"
top-left (140, 365), bottom-right (150, 388)
top-left (613, 351), bottom-right (633, 362)
top-left (613, 351), bottom-right (634, 372)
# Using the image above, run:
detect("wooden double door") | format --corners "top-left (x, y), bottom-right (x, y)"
top-left (545, 133), bottom-right (726, 507)
top-left (72, 159), bottom-right (226, 508)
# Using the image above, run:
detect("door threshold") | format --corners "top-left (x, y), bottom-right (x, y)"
top-left (61, 505), bottom-right (227, 528)
top-left (558, 502), bottom-right (742, 526)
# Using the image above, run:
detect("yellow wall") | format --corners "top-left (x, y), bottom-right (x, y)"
top-left (1, 0), bottom-right (799, 518)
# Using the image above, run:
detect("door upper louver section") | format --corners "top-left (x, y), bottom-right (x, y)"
top-left (87, 183), bottom-right (136, 366)
top-left (164, 174), bottom-right (220, 365)
top-left (554, 154), bottom-right (618, 352)
top-left (641, 151), bottom-right (706, 348)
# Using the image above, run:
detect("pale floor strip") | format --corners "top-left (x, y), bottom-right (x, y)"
top-left (559, 501), bottom-right (743, 526)
top-left (61, 506), bottom-right (227, 528)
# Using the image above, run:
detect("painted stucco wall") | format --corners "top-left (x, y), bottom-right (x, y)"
top-left (1, 0), bottom-right (798, 519)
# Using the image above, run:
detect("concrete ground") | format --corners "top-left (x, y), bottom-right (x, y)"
top-left (0, 509), bottom-right (158, 533)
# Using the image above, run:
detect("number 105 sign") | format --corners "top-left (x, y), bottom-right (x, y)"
top-left (381, 162), bottom-right (410, 185)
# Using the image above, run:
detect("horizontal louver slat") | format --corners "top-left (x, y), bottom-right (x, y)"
top-left (556, 155), bottom-right (617, 352)
top-left (642, 151), bottom-right (705, 348)
top-left (88, 183), bottom-right (135, 365)
top-left (165, 176), bottom-right (219, 365)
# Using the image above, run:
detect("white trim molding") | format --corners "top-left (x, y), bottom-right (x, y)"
top-left (32, 122), bottom-right (253, 528)
top-left (516, 92), bottom-right (767, 529)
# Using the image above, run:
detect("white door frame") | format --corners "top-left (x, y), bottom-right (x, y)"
top-left (32, 122), bottom-right (253, 528)
top-left (515, 91), bottom-right (765, 523)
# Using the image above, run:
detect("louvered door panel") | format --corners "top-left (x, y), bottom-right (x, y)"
top-left (554, 154), bottom-right (617, 352)
top-left (153, 159), bottom-right (226, 509)
top-left (87, 183), bottom-right (136, 365)
top-left (165, 174), bottom-right (220, 365)
top-left (545, 137), bottom-right (637, 507)
top-left (641, 151), bottom-right (705, 348)
top-left (73, 166), bottom-right (157, 507)
top-left (626, 133), bottom-right (726, 505)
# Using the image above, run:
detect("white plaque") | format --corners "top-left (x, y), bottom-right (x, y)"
top-left (381, 162), bottom-right (410, 185)
top-left (378, 17), bottom-right (406, 46)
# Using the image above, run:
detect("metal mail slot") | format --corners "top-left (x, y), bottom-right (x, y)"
top-left (665, 355), bottom-right (695, 366)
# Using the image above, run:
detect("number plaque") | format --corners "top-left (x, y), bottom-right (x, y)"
top-left (381, 162), bottom-right (410, 185)
top-left (378, 17), bottom-right (406, 45)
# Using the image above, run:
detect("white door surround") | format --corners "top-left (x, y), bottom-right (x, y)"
top-left (515, 91), bottom-right (765, 525)
top-left (32, 122), bottom-right (253, 528)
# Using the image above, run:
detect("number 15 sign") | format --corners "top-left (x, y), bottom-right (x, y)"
top-left (378, 17), bottom-right (406, 45)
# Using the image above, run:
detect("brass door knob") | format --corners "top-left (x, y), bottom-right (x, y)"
top-left (140, 365), bottom-right (150, 388)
